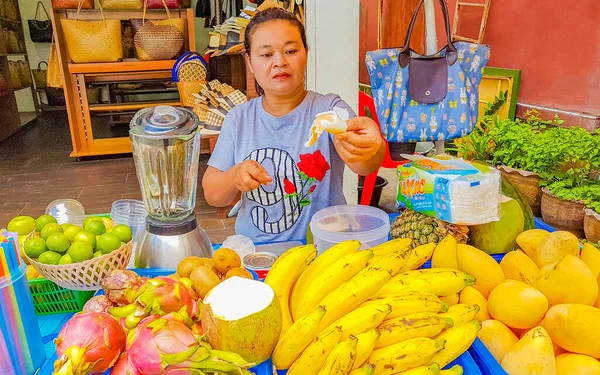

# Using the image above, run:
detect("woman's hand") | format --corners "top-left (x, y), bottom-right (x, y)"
top-left (334, 117), bottom-right (384, 164)
top-left (233, 160), bottom-right (273, 192)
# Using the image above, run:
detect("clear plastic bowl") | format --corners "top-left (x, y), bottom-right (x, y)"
top-left (310, 205), bottom-right (390, 254)
top-left (45, 199), bottom-right (86, 226)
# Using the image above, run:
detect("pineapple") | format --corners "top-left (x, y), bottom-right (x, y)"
top-left (390, 209), bottom-right (469, 248)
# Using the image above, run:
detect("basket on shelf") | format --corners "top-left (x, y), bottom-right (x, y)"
top-left (177, 81), bottom-right (206, 107)
top-left (28, 278), bottom-right (95, 315)
top-left (24, 232), bottom-right (133, 291)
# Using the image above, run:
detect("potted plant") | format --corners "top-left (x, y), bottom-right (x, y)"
top-left (542, 182), bottom-right (600, 238)
top-left (585, 202), bottom-right (600, 243)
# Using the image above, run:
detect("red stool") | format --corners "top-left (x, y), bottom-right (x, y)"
top-left (358, 91), bottom-right (409, 206)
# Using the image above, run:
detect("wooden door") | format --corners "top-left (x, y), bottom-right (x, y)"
top-left (359, 0), bottom-right (425, 85)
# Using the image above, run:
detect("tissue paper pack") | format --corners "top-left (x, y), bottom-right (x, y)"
top-left (397, 155), bottom-right (501, 225)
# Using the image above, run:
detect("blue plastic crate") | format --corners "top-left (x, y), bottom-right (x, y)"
top-left (469, 338), bottom-right (509, 375)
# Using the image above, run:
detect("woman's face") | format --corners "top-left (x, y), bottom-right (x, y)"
top-left (247, 20), bottom-right (307, 97)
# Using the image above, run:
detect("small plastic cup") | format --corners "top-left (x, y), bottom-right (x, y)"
top-left (110, 200), bottom-right (148, 268)
top-left (45, 199), bottom-right (86, 226)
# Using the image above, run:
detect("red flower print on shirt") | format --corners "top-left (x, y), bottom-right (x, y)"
top-left (284, 151), bottom-right (331, 210)
top-left (283, 178), bottom-right (296, 194)
top-left (297, 150), bottom-right (330, 182)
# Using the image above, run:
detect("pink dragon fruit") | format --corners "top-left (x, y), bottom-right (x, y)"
top-left (127, 278), bottom-right (200, 322)
top-left (111, 353), bottom-right (137, 375)
top-left (102, 270), bottom-right (144, 305)
top-left (54, 312), bottom-right (126, 375)
top-left (82, 296), bottom-right (115, 313)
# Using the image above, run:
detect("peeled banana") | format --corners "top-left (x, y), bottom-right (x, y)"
top-left (265, 244), bottom-right (317, 334)
top-left (317, 335), bottom-right (358, 375)
top-left (291, 240), bottom-right (361, 319)
top-left (352, 329), bottom-right (380, 371)
top-left (367, 337), bottom-right (446, 375)
top-left (287, 326), bottom-right (342, 375)
top-left (272, 306), bottom-right (326, 369)
top-left (429, 320), bottom-right (481, 368)
top-left (440, 304), bottom-right (480, 325)
top-left (376, 268), bottom-right (476, 297)
top-left (401, 243), bottom-right (437, 271)
top-left (295, 250), bottom-right (374, 319)
top-left (321, 304), bottom-right (391, 340)
top-left (375, 312), bottom-right (454, 349)
top-left (361, 291), bottom-right (448, 320)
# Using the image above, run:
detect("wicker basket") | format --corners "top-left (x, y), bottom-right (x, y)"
top-left (177, 81), bottom-right (206, 107)
top-left (24, 232), bottom-right (133, 291)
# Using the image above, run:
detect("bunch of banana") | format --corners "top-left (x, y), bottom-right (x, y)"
top-left (267, 238), bottom-right (480, 374)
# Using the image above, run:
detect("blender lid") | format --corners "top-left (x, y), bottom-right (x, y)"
top-left (131, 106), bottom-right (199, 136)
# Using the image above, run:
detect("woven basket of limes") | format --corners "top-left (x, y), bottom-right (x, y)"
top-left (22, 215), bottom-right (134, 291)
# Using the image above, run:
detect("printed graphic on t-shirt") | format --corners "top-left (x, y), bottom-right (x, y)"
top-left (245, 148), bottom-right (330, 234)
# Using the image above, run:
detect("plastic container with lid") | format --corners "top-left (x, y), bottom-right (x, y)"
top-left (45, 199), bottom-right (86, 226)
top-left (310, 205), bottom-right (391, 254)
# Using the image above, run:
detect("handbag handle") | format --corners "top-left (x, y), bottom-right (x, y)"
top-left (398, 0), bottom-right (457, 68)
top-left (76, 0), bottom-right (107, 23)
top-left (142, 0), bottom-right (174, 26)
top-left (38, 61), bottom-right (48, 70)
top-left (35, 1), bottom-right (51, 21)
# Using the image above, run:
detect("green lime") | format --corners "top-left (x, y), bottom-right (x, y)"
top-left (60, 223), bottom-right (73, 230)
top-left (41, 223), bottom-right (63, 240)
top-left (68, 241), bottom-right (93, 263)
top-left (84, 220), bottom-right (106, 236)
top-left (73, 231), bottom-right (96, 249)
top-left (64, 225), bottom-right (83, 242)
top-left (83, 216), bottom-right (103, 229)
top-left (38, 251), bottom-right (62, 265)
top-left (58, 254), bottom-right (74, 265)
top-left (97, 233), bottom-right (121, 254)
top-left (35, 214), bottom-right (57, 232)
top-left (46, 233), bottom-right (70, 253)
top-left (7, 216), bottom-right (35, 236)
top-left (93, 251), bottom-right (104, 258)
top-left (111, 225), bottom-right (133, 243)
top-left (24, 238), bottom-right (47, 258)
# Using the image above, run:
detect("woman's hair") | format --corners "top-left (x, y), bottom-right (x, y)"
top-left (244, 7), bottom-right (308, 95)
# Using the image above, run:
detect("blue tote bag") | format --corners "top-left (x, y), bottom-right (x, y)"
top-left (366, 0), bottom-right (490, 143)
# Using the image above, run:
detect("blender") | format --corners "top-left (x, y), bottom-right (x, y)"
top-left (130, 105), bottom-right (213, 268)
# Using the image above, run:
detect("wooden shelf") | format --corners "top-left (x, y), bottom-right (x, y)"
top-left (0, 17), bottom-right (21, 24)
top-left (68, 60), bottom-right (177, 74)
top-left (88, 101), bottom-right (181, 112)
top-left (1, 52), bottom-right (28, 57)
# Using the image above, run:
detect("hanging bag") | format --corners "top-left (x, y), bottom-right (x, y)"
top-left (61, 0), bottom-right (123, 63)
top-left (366, 0), bottom-right (490, 143)
top-left (100, 0), bottom-right (142, 11)
top-left (28, 1), bottom-right (53, 42)
top-left (32, 61), bottom-right (48, 88)
top-left (130, 0), bottom-right (185, 60)
top-left (52, 0), bottom-right (93, 10)
top-left (18, 60), bottom-right (32, 87)
top-left (8, 61), bottom-right (21, 89)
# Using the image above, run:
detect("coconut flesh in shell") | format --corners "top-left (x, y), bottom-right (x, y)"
top-left (202, 276), bottom-right (282, 364)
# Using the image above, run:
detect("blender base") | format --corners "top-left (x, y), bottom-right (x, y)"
top-left (135, 214), bottom-right (213, 269)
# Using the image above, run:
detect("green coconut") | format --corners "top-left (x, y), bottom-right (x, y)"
top-left (469, 195), bottom-right (525, 254)
top-left (202, 276), bottom-right (282, 364)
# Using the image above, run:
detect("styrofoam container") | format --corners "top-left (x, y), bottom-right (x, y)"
top-left (310, 205), bottom-right (390, 254)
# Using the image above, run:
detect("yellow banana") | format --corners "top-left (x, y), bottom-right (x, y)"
top-left (401, 243), bottom-right (437, 271)
top-left (396, 363), bottom-right (441, 375)
top-left (288, 326), bottom-right (342, 375)
top-left (369, 238), bottom-right (412, 257)
top-left (367, 243), bottom-right (413, 275)
top-left (352, 329), bottom-right (380, 371)
top-left (440, 304), bottom-right (480, 325)
top-left (272, 306), bottom-right (327, 369)
top-left (440, 365), bottom-right (464, 375)
top-left (431, 235), bottom-right (459, 269)
top-left (295, 250), bottom-right (374, 319)
top-left (440, 293), bottom-right (460, 307)
top-left (429, 320), bottom-right (481, 368)
top-left (265, 245), bottom-right (317, 334)
top-left (375, 268), bottom-right (476, 297)
top-left (290, 240), bottom-right (361, 320)
top-left (375, 312), bottom-right (454, 349)
top-left (321, 303), bottom-right (391, 340)
top-left (361, 291), bottom-right (448, 320)
top-left (317, 335), bottom-right (358, 375)
top-left (349, 364), bottom-right (375, 375)
top-left (367, 337), bottom-right (446, 375)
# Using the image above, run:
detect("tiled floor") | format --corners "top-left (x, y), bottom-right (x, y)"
top-left (0, 112), bottom-right (236, 243)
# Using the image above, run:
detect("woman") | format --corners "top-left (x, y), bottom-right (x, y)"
top-left (203, 7), bottom-right (384, 243)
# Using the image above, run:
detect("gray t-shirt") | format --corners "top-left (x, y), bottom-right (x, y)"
top-left (208, 90), bottom-right (356, 243)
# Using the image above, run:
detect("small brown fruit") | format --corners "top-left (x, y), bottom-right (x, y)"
top-left (190, 266), bottom-right (221, 299)
top-left (213, 248), bottom-right (241, 274)
top-left (176, 256), bottom-right (206, 278)
top-left (225, 267), bottom-right (253, 280)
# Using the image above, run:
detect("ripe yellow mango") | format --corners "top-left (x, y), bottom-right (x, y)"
top-left (501, 326), bottom-right (556, 375)
top-left (555, 353), bottom-right (600, 375)
top-left (541, 304), bottom-right (600, 358)
top-left (440, 293), bottom-right (459, 307)
top-left (478, 319), bottom-right (519, 363)
top-left (581, 242), bottom-right (600, 278)
top-left (533, 231), bottom-right (579, 268)
top-left (456, 244), bottom-right (505, 298)
top-left (534, 255), bottom-right (598, 306)
top-left (488, 280), bottom-right (548, 329)
top-left (516, 229), bottom-right (550, 259)
top-left (431, 235), bottom-right (458, 269)
top-left (596, 274), bottom-right (600, 308)
top-left (499, 250), bottom-right (539, 286)
top-left (459, 286), bottom-right (490, 322)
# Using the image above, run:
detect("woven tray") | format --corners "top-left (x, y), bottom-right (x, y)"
top-left (24, 232), bottom-right (133, 291)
